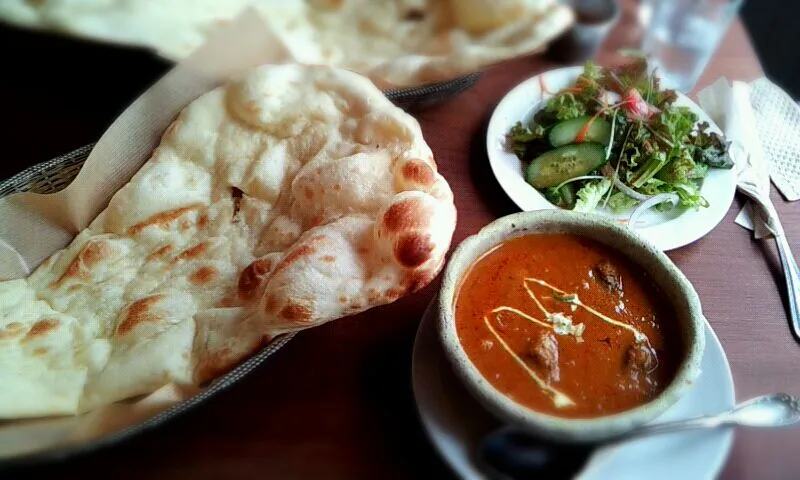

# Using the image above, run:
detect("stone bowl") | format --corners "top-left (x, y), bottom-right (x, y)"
top-left (437, 209), bottom-right (705, 443)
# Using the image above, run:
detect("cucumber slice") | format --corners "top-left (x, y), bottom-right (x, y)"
top-left (525, 143), bottom-right (608, 189)
top-left (548, 116), bottom-right (612, 147)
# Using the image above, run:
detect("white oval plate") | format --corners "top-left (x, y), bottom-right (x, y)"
top-left (412, 298), bottom-right (735, 480)
top-left (486, 66), bottom-right (736, 251)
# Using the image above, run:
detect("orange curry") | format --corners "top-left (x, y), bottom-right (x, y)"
top-left (455, 233), bottom-right (683, 418)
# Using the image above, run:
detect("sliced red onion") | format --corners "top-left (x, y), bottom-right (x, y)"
top-left (601, 164), bottom-right (650, 202)
top-left (628, 193), bottom-right (680, 227)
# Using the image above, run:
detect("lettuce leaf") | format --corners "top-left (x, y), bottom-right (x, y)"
top-left (671, 181), bottom-right (709, 209)
top-left (639, 178), bottom-right (708, 210)
top-left (608, 192), bottom-right (639, 212)
top-left (573, 179), bottom-right (612, 212)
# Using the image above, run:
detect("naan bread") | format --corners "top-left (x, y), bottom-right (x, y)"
top-left (0, 0), bottom-right (573, 86)
top-left (0, 64), bottom-right (456, 418)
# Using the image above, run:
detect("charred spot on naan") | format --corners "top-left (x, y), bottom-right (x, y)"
top-left (194, 336), bottom-right (270, 386)
top-left (115, 295), bottom-right (167, 337)
top-left (190, 266), bottom-right (219, 285)
top-left (170, 242), bottom-right (210, 266)
top-left (179, 212), bottom-right (209, 232)
top-left (127, 205), bottom-right (203, 235)
top-left (399, 159), bottom-right (435, 188)
top-left (404, 8), bottom-right (426, 21)
top-left (238, 257), bottom-right (276, 301)
top-left (394, 232), bottom-right (435, 268)
top-left (52, 240), bottom-right (113, 288)
top-left (147, 244), bottom-right (174, 262)
top-left (270, 235), bottom-right (328, 277)
top-left (20, 318), bottom-right (61, 343)
top-left (279, 303), bottom-right (313, 323)
top-left (381, 196), bottom-right (431, 233)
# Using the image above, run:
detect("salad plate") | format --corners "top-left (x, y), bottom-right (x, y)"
top-left (486, 65), bottom-right (736, 251)
top-left (412, 297), bottom-right (736, 480)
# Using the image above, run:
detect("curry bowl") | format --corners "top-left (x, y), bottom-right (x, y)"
top-left (437, 210), bottom-right (705, 443)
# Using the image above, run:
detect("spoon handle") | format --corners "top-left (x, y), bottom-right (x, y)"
top-left (607, 414), bottom-right (731, 444)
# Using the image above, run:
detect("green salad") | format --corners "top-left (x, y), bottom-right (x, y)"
top-left (507, 59), bottom-right (733, 216)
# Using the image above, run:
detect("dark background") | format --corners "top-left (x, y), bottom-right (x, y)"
top-left (741, 0), bottom-right (800, 99)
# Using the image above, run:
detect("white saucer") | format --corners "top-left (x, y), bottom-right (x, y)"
top-left (485, 66), bottom-right (737, 252)
top-left (411, 298), bottom-right (735, 480)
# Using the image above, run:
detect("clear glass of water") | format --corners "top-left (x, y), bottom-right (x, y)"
top-left (641, 0), bottom-right (745, 93)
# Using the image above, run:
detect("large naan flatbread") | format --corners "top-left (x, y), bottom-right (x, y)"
top-left (0, 64), bottom-right (456, 419)
top-left (0, 0), bottom-right (573, 86)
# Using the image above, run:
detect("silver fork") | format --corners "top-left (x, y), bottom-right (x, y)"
top-left (740, 190), bottom-right (800, 342)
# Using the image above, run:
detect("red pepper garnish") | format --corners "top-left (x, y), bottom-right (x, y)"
top-left (575, 114), bottom-right (599, 143)
top-left (621, 88), bottom-right (660, 120)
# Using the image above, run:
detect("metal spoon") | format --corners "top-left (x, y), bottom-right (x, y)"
top-left (479, 393), bottom-right (800, 480)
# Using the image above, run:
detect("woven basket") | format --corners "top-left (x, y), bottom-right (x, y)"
top-left (385, 71), bottom-right (483, 110)
top-left (0, 79), bottom-right (478, 467)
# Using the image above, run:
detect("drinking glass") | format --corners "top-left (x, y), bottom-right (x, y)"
top-left (548, 0), bottom-right (621, 63)
top-left (641, 0), bottom-right (745, 93)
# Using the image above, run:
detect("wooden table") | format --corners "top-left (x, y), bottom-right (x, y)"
top-left (1, 2), bottom-right (798, 479)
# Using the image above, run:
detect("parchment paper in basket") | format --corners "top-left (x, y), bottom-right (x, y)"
top-left (0, 9), bottom-right (293, 457)
top-left (0, 9), bottom-right (295, 281)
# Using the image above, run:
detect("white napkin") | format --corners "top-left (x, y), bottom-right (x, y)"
top-left (697, 78), bottom-right (784, 239)
top-left (751, 78), bottom-right (800, 202)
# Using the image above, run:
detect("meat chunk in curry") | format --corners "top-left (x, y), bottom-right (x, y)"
top-left (625, 342), bottom-right (657, 373)
top-left (527, 331), bottom-right (560, 384)
top-left (595, 259), bottom-right (623, 293)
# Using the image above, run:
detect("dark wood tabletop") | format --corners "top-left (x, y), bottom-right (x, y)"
top-left (2, 2), bottom-right (798, 479)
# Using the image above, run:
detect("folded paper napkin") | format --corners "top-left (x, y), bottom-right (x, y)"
top-left (698, 77), bottom-right (800, 239)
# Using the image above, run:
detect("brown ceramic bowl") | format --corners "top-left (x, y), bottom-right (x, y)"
top-left (437, 210), bottom-right (705, 443)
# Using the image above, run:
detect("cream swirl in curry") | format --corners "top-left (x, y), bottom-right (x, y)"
top-left (455, 234), bottom-right (683, 418)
